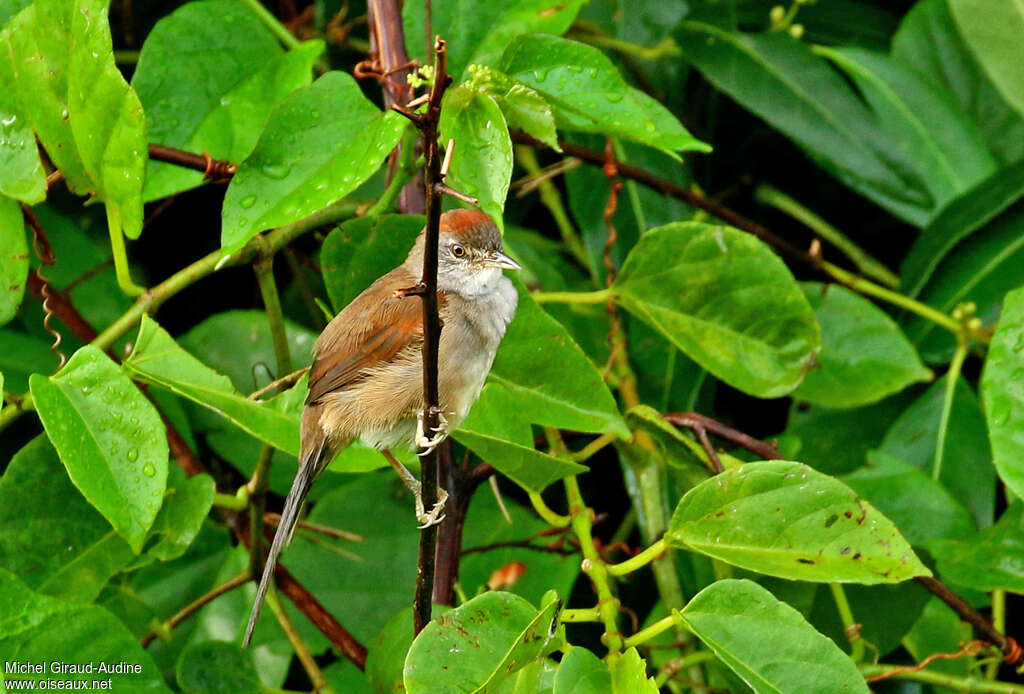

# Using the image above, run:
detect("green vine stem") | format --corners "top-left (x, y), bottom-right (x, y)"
top-left (560, 607), bottom-right (603, 623)
top-left (214, 491), bottom-right (248, 511)
top-left (934, 337), bottom-right (969, 481)
top-left (859, 665), bottom-right (1024, 694)
top-left (755, 184), bottom-right (900, 288)
top-left (529, 491), bottom-right (571, 527)
top-left (0, 392), bottom-right (33, 431)
top-left (606, 538), bottom-right (667, 577)
top-left (532, 288), bottom-right (613, 305)
top-left (989, 589), bottom-right (1007, 680)
top-left (266, 589), bottom-right (335, 694)
top-left (622, 612), bottom-right (685, 649)
top-left (829, 583), bottom-right (866, 663)
top-left (107, 221), bottom-right (145, 296)
top-left (236, 0), bottom-right (300, 49)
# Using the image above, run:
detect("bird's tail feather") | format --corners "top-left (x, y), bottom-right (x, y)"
top-left (242, 441), bottom-right (323, 646)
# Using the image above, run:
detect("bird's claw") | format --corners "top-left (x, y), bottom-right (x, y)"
top-left (416, 410), bottom-right (451, 455)
top-left (414, 487), bottom-right (449, 528)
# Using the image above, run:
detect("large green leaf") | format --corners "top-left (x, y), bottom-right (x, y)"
top-left (454, 383), bottom-right (587, 493)
top-left (30, 346), bottom-right (168, 554)
top-left (403, 0), bottom-right (586, 79)
top-left (552, 648), bottom-right (610, 694)
top-left (0, 60), bottom-right (46, 203)
top-left (675, 21), bottom-right (931, 225)
top-left (0, 435), bottom-right (135, 602)
top-left (176, 641), bottom-right (263, 694)
top-left (981, 286), bottom-right (1024, 500)
top-left (900, 160), bottom-right (1024, 299)
top-left (0, 329), bottom-right (57, 391)
top-left (404, 592), bottom-right (561, 694)
top-left (498, 35), bottom-right (709, 158)
top-left (220, 71), bottom-right (405, 255)
top-left (666, 460), bottom-right (930, 583)
top-left (948, 0), bottom-right (1024, 118)
top-left (4, 0), bottom-right (147, 238)
top-left (123, 315), bottom-right (301, 456)
top-left (439, 85), bottom-right (512, 230)
top-left (879, 377), bottom-right (995, 527)
top-left (680, 579), bottom-right (869, 694)
top-left (0, 569), bottom-right (171, 692)
top-left (841, 451), bottom-right (975, 547)
top-left (793, 283), bottom-right (930, 408)
top-left (0, 196), bottom-right (28, 325)
top-left (142, 472), bottom-right (216, 564)
top-left (614, 222), bottom-right (820, 398)
top-left (132, 0), bottom-right (322, 201)
top-left (930, 504), bottom-right (1024, 593)
top-left (893, 0), bottom-right (1024, 165)
top-left (817, 45), bottom-right (995, 208)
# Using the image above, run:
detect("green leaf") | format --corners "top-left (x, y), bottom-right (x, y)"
top-left (903, 597), bottom-right (972, 683)
top-left (321, 214), bottom-right (424, 311)
top-left (4, 0), bottom-right (146, 236)
top-left (609, 648), bottom-right (657, 694)
top-left (816, 46), bottom-right (996, 207)
top-left (366, 605), bottom-right (453, 694)
top-left (439, 85), bottom-right (512, 230)
top-left (841, 451), bottom-right (975, 547)
top-left (0, 569), bottom-right (171, 692)
top-left (900, 160), bottom-right (1024, 299)
top-left (794, 283), bottom-right (931, 408)
top-left (0, 329), bottom-right (57, 391)
top-left (678, 579), bottom-right (869, 694)
top-left (30, 346), bottom-right (168, 554)
top-left (614, 222), bottom-right (820, 398)
top-left (948, 0), bottom-right (1024, 118)
top-left (403, 0), bottom-right (586, 80)
top-left (0, 196), bottom-right (28, 325)
top-left (0, 70), bottom-right (46, 203)
top-left (220, 71), bottom-right (405, 255)
top-left (675, 21), bottom-right (932, 225)
top-left (176, 641), bottom-right (263, 694)
top-left (893, 0), bottom-right (1024, 165)
top-left (133, 0), bottom-right (322, 201)
top-left (0, 435), bottom-right (135, 601)
top-left (497, 82), bottom-right (560, 152)
top-left (404, 592), bottom-right (561, 694)
top-left (930, 504), bottom-right (1024, 593)
top-left (552, 647), bottom-right (610, 694)
top-left (666, 460), bottom-right (930, 583)
top-left (454, 383), bottom-right (587, 493)
top-left (143, 473), bottom-right (216, 563)
top-left (123, 315), bottom-right (301, 456)
top-left (498, 35), bottom-right (709, 158)
top-left (981, 286), bottom-right (1024, 500)
top-left (879, 377), bottom-right (995, 527)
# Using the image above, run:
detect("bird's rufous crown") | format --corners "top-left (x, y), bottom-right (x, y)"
top-left (439, 210), bottom-right (501, 250)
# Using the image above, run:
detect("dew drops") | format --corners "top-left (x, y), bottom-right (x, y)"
top-left (261, 163), bottom-right (291, 180)
top-left (127, 448), bottom-right (138, 462)
top-left (142, 463), bottom-right (156, 477)
top-left (605, 91), bottom-right (623, 103)
top-left (240, 195), bottom-right (257, 209)
top-left (81, 385), bottom-right (90, 394)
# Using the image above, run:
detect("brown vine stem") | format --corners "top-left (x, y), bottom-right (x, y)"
top-left (663, 412), bottom-right (780, 466)
top-left (140, 571), bottom-right (252, 647)
top-left (391, 35), bottom-right (452, 637)
top-left (147, 144), bottom-right (236, 180)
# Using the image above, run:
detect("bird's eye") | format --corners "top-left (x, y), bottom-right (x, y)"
top-left (451, 244), bottom-right (466, 258)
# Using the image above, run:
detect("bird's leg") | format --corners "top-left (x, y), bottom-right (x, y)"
top-left (381, 448), bottom-right (447, 528)
top-left (416, 407), bottom-right (450, 455)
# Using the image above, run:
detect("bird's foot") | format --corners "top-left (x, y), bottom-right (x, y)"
top-left (414, 486), bottom-right (449, 528)
top-left (416, 409), bottom-right (451, 456)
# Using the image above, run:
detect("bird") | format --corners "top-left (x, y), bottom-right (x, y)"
top-left (243, 209), bottom-right (520, 646)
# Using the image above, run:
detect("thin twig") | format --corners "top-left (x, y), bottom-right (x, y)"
top-left (140, 571), bottom-right (252, 647)
top-left (663, 412), bottom-right (780, 462)
top-left (148, 144), bottom-right (236, 180)
top-left (248, 366), bottom-right (310, 400)
top-left (265, 513), bottom-right (363, 542)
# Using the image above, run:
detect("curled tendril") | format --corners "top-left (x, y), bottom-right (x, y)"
top-left (21, 204), bottom-right (65, 371)
top-left (36, 267), bottom-right (66, 371)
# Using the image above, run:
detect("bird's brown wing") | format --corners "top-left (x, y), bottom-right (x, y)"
top-left (306, 268), bottom-right (440, 405)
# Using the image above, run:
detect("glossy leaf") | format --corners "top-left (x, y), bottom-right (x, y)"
top-left (4, 0), bottom-right (146, 237)
top-left (403, 0), bottom-right (586, 80)
top-left (794, 283), bottom-right (930, 407)
top-left (552, 647), bottom-right (610, 694)
top-left (817, 46), bottom-right (995, 207)
top-left (679, 579), bottom-right (869, 694)
top-left (677, 21), bottom-right (934, 223)
top-left (900, 160), bottom-right (1024, 299)
top-left (0, 435), bottom-right (134, 602)
top-left (667, 460), bottom-right (930, 583)
top-left (366, 606), bottom-right (450, 694)
top-left (30, 346), bottom-right (168, 554)
top-left (132, 0), bottom-right (322, 201)
top-left (176, 641), bottom-right (263, 694)
top-left (439, 85), bottom-right (513, 230)
top-left (948, 0), bottom-right (1024, 117)
top-left (143, 473), bottom-right (216, 563)
top-left (454, 383), bottom-right (587, 493)
top-left (880, 377), bottom-right (995, 527)
top-left (498, 82), bottom-right (560, 152)
top-left (841, 451), bottom-right (975, 547)
top-left (404, 592), bottom-right (561, 694)
top-left (609, 649), bottom-right (657, 694)
top-left (981, 286), bottom-right (1024, 500)
top-left (0, 196), bottom-right (28, 325)
top-left (221, 71), bottom-right (405, 255)
top-left (0, 569), bottom-right (171, 692)
top-left (930, 504), bottom-right (1024, 593)
top-left (0, 78), bottom-right (46, 203)
top-left (0, 329), bottom-right (58, 391)
top-left (123, 315), bottom-right (301, 456)
top-left (614, 222), bottom-right (820, 398)
top-left (498, 35), bottom-right (709, 158)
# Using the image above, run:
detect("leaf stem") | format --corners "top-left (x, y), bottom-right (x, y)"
top-left (829, 583), bottom-right (866, 663)
top-left (572, 32), bottom-right (682, 61)
top-left (606, 538), bottom-right (667, 577)
top-left (266, 589), bottom-right (336, 694)
top-left (0, 392), bottom-right (33, 431)
top-left (236, 0), bottom-right (301, 49)
top-left (139, 570), bottom-right (251, 647)
top-left (755, 184), bottom-right (899, 288)
top-left (528, 490), bottom-right (571, 527)
top-left (654, 651), bottom-right (717, 688)
top-left (213, 491), bottom-right (248, 511)
top-left (622, 612), bottom-right (685, 649)
top-left (560, 607), bottom-right (603, 623)
top-left (989, 589), bottom-right (1007, 680)
top-left (107, 219), bottom-right (145, 296)
top-left (572, 433), bottom-right (617, 461)
top-left (933, 338), bottom-right (969, 480)
top-left (859, 665), bottom-right (1024, 693)
top-left (532, 288), bottom-right (614, 305)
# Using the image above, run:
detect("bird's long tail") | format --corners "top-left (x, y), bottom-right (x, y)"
top-left (242, 441), bottom-right (324, 646)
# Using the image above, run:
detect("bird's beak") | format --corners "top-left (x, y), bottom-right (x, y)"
top-left (490, 251), bottom-right (521, 270)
